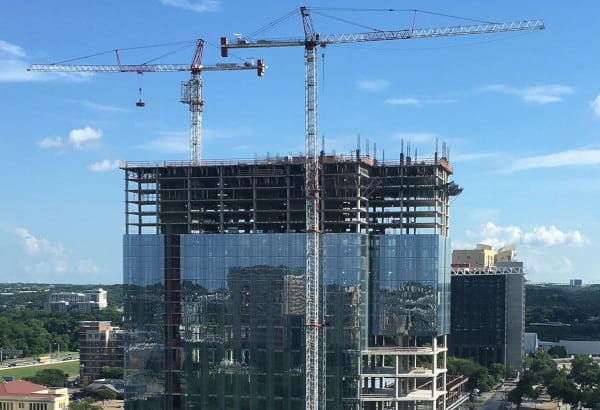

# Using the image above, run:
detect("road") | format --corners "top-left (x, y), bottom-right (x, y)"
top-left (0, 357), bottom-right (79, 370)
top-left (478, 387), bottom-right (511, 410)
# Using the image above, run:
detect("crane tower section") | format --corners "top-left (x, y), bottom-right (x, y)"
top-left (303, 13), bottom-right (323, 410)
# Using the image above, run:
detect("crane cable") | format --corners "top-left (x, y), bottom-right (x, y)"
top-left (48, 8), bottom-right (499, 66)
top-left (51, 39), bottom-right (197, 65)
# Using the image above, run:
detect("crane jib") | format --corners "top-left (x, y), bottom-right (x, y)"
top-left (27, 64), bottom-right (264, 73)
top-left (220, 19), bottom-right (544, 51)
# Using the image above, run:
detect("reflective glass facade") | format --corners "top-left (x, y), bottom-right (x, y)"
top-left (371, 235), bottom-right (451, 340)
top-left (124, 233), bottom-right (373, 409)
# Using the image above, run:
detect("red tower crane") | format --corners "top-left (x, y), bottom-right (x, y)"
top-left (221, 8), bottom-right (544, 410)
top-left (28, 39), bottom-right (266, 163)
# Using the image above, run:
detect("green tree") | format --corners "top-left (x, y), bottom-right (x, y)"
top-left (489, 363), bottom-right (506, 380)
top-left (508, 384), bottom-right (526, 409)
top-left (570, 354), bottom-right (600, 390)
top-left (25, 368), bottom-right (68, 387)
top-left (98, 366), bottom-right (124, 379)
top-left (517, 371), bottom-right (538, 400)
top-left (546, 373), bottom-right (572, 401)
top-left (581, 387), bottom-right (600, 409)
top-left (471, 367), bottom-right (495, 391)
top-left (525, 284), bottom-right (600, 341)
top-left (447, 357), bottom-right (491, 390)
top-left (89, 389), bottom-right (117, 402)
top-left (526, 349), bottom-right (564, 387)
top-left (546, 345), bottom-right (568, 358)
top-left (0, 284), bottom-right (124, 355)
top-left (514, 351), bottom-right (599, 409)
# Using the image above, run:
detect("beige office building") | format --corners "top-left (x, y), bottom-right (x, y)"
top-left (452, 243), bottom-right (516, 268)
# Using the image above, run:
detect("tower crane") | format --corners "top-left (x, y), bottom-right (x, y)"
top-left (28, 39), bottom-right (266, 163)
top-left (221, 7), bottom-right (544, 410)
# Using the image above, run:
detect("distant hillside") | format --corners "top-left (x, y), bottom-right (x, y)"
top-left (0, 283), bottom-right (123, 310)
top-left (0, 283), bottom-right (124, 356)
top-left (526, 283), bottom-right (600, 341)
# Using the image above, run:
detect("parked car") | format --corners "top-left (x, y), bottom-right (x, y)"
top-left (7, 362), bottom-right (17, 367)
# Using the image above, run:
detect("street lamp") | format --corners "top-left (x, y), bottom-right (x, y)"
top-left (53, 343), bottom-right (60, 360)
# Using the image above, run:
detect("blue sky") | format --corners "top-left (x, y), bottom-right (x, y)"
top-left (1, 1), bottom-right (599, 285)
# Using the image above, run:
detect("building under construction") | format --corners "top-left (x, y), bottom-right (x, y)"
top-left (121, 149), bottom-right (461, 410)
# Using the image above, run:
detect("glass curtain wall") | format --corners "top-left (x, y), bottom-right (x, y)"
top-left (370, 235), bottom-right (450, 341)
top-left (124, 233), bottom-right (368, 410)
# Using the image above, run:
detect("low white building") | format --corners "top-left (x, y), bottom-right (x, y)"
top-left (45, 288), bottom-right (108, 311)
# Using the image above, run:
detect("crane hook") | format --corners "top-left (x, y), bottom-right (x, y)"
top-left (136, 87), bottom-right (145, 107)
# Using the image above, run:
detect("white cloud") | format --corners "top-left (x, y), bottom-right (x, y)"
top-left (505, 148), bottom-right (600, 173)
top-left (76, 259), bottom-right (100, 273)
top-left (0, 40), bottom-right (25, 58)
top-left (88, 159), bottom-right (121, 172)
top-left (481, 84), bottom-right (573, 104)
top-left (14, 227), bottom-right (41, 254)
top-left (356, 79), bottom-right (391, 92)
top-left (10, 227), bottom-right (99, 276)
top-left (520, 247), bottom-right (576, 284)
top-left (475, 222), bottom-right (523, 249)
top-left (38, 126), bottom-right (103, 150)
top-left (591, 95), bottom-right (600, 121)
top-left (139, 126), bottom-right (254, 156)
top-left (0, 39), bottom-right (38, 82)
top-left (0, 39), bottom-right (91, 83)
top-left (38, 137), bottom-right (65, 149)
top-left (138, 132), bottom-right (188, 153)
top-left (522, 226), bottom-right (587, 247)
top-left (451, 152), bottom-right (499, 163)
top-left (68, 126), bottom-right (102, 148)
top-left (465, 222), bottom-right (587, 250)
top-left (81, 100), bottom-right (127, 113)
top-left (203, 126), bottom-right (253, 140)
top-left (392, 132), bottom-right (437, 144)
top-left (158, 0), bottom-right (219, 12)
top-left (385, 97), bottom-right (457, 106)
top-left (385, 97), bottom-right (420, 105)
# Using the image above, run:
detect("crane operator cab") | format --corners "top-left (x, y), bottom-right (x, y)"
top-left (136, 87), bottom-right (145, 107)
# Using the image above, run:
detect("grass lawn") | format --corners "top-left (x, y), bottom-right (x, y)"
top-left (0, 360), bottom-right (80, 381)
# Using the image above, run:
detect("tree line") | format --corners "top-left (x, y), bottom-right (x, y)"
top-left (0, 284), bottom-right (123, 357)
top-left (508, 349), bottom-right (600, 409)
top-left (526, 283), bottom-right (600, 341)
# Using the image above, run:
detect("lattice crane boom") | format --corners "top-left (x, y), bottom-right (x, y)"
top-left (28, 39), bottom-right (266, 163)
top-left (28, 62), bottom-right (262, 73)
top-left (221, 19), bottom-right (544, 51)
top-left (221, 8), bottom-right (543, 410)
